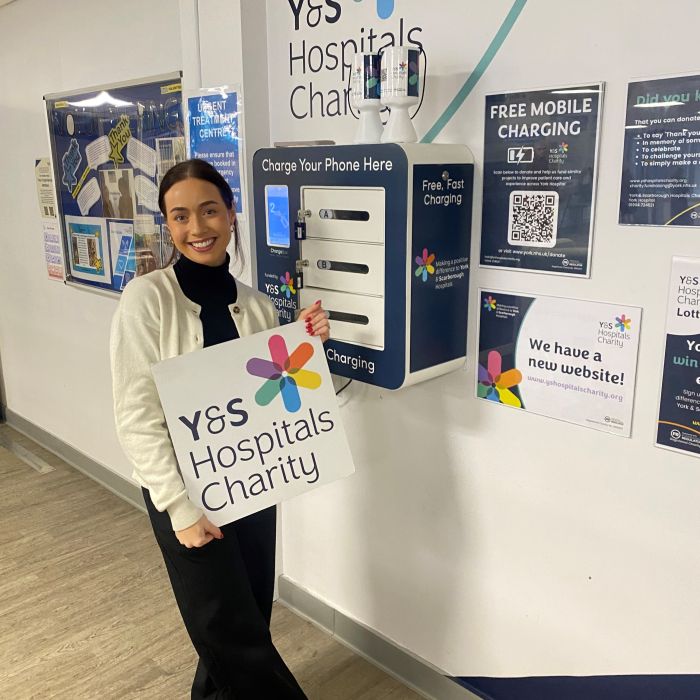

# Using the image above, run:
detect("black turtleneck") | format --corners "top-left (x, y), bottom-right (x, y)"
top-left (174, 253), bottom-right (239, 348)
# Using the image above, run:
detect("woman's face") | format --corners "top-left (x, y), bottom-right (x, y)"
top-left (164, 177), bottom-right (234, 266)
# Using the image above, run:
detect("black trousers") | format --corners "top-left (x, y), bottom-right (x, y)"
top-left (143, 489), bottom-right (307, 700)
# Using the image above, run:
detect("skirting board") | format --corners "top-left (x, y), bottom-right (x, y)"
top-left (3, 407), bottom-right (146, 514)
top-left (278, 575), bottom-right (478, 700)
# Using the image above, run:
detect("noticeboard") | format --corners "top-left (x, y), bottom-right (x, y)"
top-left (45, 73), bottom-right (185, 293)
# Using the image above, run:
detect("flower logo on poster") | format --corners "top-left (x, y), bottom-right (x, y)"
top-left (478, 351), bottom-right (522, 408)
top-left (415, 248), bottom-right (436, 282)
top-left (483, 295), bottom-right (497, 312)
top-left (615, 315), bottom-right (632, 331)
top-left (247, 335), bottom-right (321, 413)
top-left (280, 272), bottom-right (297, 299)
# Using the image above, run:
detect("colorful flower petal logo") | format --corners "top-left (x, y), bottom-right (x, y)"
top-left (354, 0), bottom-right (395, 19)
top-left (280, 271), bottom-right (296, 299)
top-left (483, 295), bottom-right (497, 312)
top-left (247, 335), bottom-right (321, 413)
top-left (408, 59), bottom-right (419, 86)
top-left (615, 314), bottom-right (631, 331)
top-left (559, 142), bottom-right (569, 154)
top-left (478, 351), bottom-right (523, 408)
top-left (415, 248), bottom-right (436, 282)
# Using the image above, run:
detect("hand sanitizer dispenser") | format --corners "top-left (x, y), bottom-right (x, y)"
top-left (253, 143), bottom-right (473, 390)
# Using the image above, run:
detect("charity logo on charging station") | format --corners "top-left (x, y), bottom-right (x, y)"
top-left (263, 271), bottom-right (297, 323)
top-left (285, 0), bottom-right (423, 121)
top-left (415, 247), bottom-right (436, 282)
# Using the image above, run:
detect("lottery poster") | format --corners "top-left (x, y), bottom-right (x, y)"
top-left (656, 257), bottom-right (700, 456)
top-left (45, 74), bottom-right (185, 293)
top-left (480, 84), bottom-right (603, 277)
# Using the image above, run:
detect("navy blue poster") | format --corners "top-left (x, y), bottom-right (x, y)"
top-left (410, 164), bottom-right (472, 373)
top-left (45, 74), bottom-right (184, 292)
top-left (188, 91), bottom-right (244, 215)
top-left (657, 257), bottom-right (700, 456)
top-left (620, 74), bottom-right (700, 227)
top-left (481, 84), bottom-right (603, 276)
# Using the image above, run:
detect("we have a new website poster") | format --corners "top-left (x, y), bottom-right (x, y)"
top-left (477, 290), bottom-right (641, 437)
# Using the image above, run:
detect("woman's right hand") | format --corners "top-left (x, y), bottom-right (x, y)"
top-left (175, 515), bottom-right (224, 548)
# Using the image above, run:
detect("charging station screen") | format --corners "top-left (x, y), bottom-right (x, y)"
top-left (265, 185), bottom-right (290, 248)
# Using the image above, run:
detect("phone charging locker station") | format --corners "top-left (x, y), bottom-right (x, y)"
top-left (253, 143), bottom-right (473, 390)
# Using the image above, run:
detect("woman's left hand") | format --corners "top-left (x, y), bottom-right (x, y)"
top-left (300, 300), bottom-right (330, 343)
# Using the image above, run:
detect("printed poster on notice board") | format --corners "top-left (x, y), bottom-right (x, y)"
top-left (152, 322), bottom-right (355, 526)
top-left (656, 257), bottom-right (700, 456)
top-left (481, 84), bottom-right (603, 276)
top-left (620, 74), bottom-right (700, 227)
top-left (477, 290), bottom-right (641, 436)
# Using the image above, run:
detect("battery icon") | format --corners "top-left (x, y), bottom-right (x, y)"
top-left (507, 147), bottom-right (534, 164)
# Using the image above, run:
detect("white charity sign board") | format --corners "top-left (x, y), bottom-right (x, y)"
top-left (152, 322), bottom-right (355, 525)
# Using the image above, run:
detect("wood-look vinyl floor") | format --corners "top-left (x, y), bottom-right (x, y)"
top-left (0, 424), bottom-right (422, 700)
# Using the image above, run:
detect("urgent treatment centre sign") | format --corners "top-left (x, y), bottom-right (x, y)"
top-left (152, 323), bottom-right (355, 526)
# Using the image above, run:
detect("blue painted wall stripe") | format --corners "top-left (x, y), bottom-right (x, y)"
top-left (421, 0), bottom-right (528, 143)
top-left (454, 675), bottom-right (700, 700)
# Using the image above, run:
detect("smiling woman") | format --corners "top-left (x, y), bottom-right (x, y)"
top-left (110, 159), bottom-right (330, 699)
top-left (158, 158), bottom-right (241, 267)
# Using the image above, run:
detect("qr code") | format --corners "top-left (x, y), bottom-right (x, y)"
top-left (507, 191), bottom-right (559, 248)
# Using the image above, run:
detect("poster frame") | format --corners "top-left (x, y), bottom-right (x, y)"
top-left (479, 80), bottom-right (605, 278)
top-left (475, 286), bottom-right (643, 438)
top-left (654, 256), bottom-right (700, 458)
top-left (44, 71), bottom-right (183, 295)
top-left (618, 69), bottom-right (700, 229)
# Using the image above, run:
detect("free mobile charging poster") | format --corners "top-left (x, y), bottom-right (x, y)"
top-left (152, 322), bottom-right (355, 526)
top-left (188, 90), bottom-right (244, 215)
top-left (656, 257), bottom-right (700, 456)
top-left (481, 84), bottom-right (603, 276)
top-left (620, 74), bottom-right (700, 227)
top-left (477, 290), bottom-right (641, 436)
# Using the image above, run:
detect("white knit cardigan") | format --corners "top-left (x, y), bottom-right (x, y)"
top-left (110, 265), bottom-right (279, 531)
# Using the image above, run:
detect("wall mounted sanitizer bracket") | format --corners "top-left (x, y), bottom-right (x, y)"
top-left (253, 143), bottom-right (474, 389)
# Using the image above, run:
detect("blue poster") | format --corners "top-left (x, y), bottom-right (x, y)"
top-left (410, 164), bottom-right (472, 373)
top-left (481, 84), bottom-right (603, 276)
top-left (657, 257), bottom-right (700, 456)
top-left (477, 290), bottom-right (641, 436)
top-left (110, 224), bottom-right (135, 290)
top-left (188, 92), bottom-right (243, 215)
top-left (45, 74), bottom-right (184, 292)
top-left (620, 74), bottom-right (700, 227)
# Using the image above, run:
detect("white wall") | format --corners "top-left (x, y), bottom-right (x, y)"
top-left (268, 0), bottom-right (700, 678)
top-left (0, 0), bottom-right (182, 479)
top-left (2, 0), bottom-right (699, 684)
top-left (0, 0), bottom-right (268, 484)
